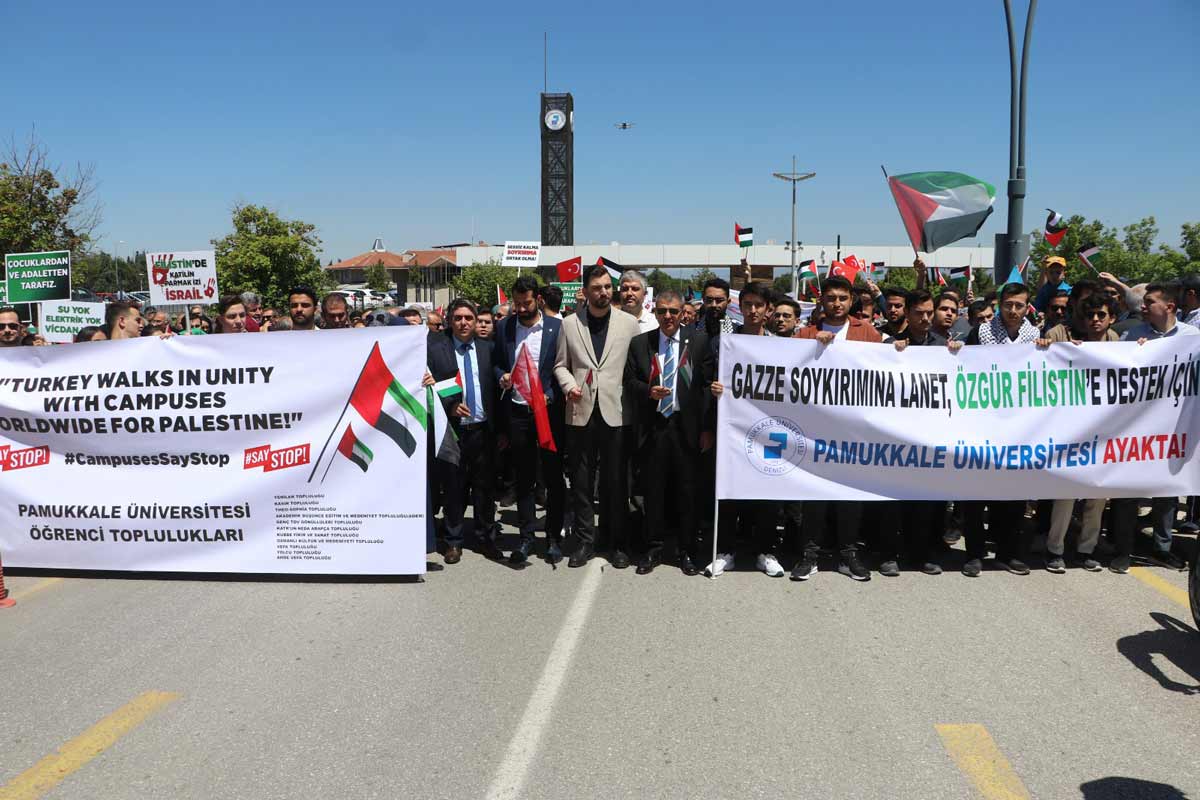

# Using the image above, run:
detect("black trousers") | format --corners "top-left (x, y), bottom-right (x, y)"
top-left (566, 407), bottom-right (628, 550)
top-left (712, 500), bottom-right (780, 556)
top-left (878, 500), bottom-right (945, 564)
top-left (508, 403), bottom-right (564, 541)
top-left (435, 424), bottom-right (495, 548)
top-left (639, 415), bottom-right (699, 558)
top-left (800, 501), bottom-right (862, 554)
top-left (963, 500), bottom-right (1028, 561)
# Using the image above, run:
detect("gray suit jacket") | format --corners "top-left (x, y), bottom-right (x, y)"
top-left (554, 307), bottom-right (640, 428)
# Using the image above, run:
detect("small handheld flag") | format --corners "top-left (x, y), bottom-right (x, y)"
top-left (433, 373), bottom-right (464, 399)
top-left (497, 285), bottom-right (509, 305)
top-left (735, 223), bottom-right (753, 248)
top-left (1078, 245), bottom-right (1101, 273)
top-left (596, 256), bottom-right (622, 281)
top-left (949, 266), bottom-right (971, 283)
top-left (1045, 209), bottom-right (1069, 247)
top-left (798, 260), bottom-right (818, 282)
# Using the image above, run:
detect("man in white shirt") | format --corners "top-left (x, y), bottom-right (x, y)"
top-left (618, 270), bottom-right (659, 333)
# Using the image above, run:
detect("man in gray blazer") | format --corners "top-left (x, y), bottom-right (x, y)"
top-left (555, 263), bottom-right (641, 568)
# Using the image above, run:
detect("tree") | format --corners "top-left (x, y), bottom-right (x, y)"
top-left (364, 260), bottom-right (392, 292)
top-left (74, 251), bottom-right (146, 292)
top-left (1027, 214), bottom-right (1200, 287)
top-left (449, 261), bottom-right (540, 307)
top-left (0, 134), bottom-right (100, 262)
top-left (211, 204), bottom-right (330, 309)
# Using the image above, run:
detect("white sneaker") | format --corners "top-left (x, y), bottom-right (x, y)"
top-left (704, 552), bottom-right (735, 577)
top-left (757, 553), bottom-right (784, 577)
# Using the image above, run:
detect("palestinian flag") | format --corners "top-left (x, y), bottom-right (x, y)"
top-left (735, 223), bottom-right (753, 248)
top-left (337, 424), bottom-right (374, 473)
top-left (887, 171), bottom-right (996, 253)
top-left (950, 265), bottom-right (971, 283)
top-left (426, 386), bottom-right (460, 465)
top-left (1078, 245), bottom-right (1101, 273)
top-left (1045, 209), bottom-right (1069, 247)
top-left (434, 373), bottom-right (463, 399)
top-left (596, 256), bottom-right (622, 281)
top-left (798, 260), bottom-right (818, 281)
top-left (348, 342), bottom-right (425, 458)
top-left (678, 344), bottom-right (693, 387)
top-left (870, 262), bottom-right (887, 279)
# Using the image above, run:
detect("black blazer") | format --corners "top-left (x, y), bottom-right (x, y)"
top-left (624, 327), bottom-right (714, 449)
top-left (427, 330), bottom-right (497, 432)
top-left (492, 313), bottom-right (564, 434)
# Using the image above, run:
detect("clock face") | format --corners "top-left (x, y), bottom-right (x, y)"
top-left (544, 109), bottom-right (566, 131)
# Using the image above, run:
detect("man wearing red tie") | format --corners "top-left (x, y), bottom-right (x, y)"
top-left (624, 290), bottom-right (715, 574)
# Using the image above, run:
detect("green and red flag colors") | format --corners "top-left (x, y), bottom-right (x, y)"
top-left (1078, 246), bottom-right (1102, 272)
top-left (348, 342), bottom-right (425, 458)
top-left (887, 171), bottom-right (995, 253)
top-left (337, 424), bottom-right (374, 473)
top-left (1044, 209), bottom-right (1069, 247)
top-left (426, 386), bottom-right (460, 465)
top-left (798, 260), bottom-right (818, 281)
top-left (434, 373), bottom-right (464, 399)
top-left (870, 262), bottom-right (886, 279)
top-left (950, 266), bottom-right (971, 283)
top-left (596, 256), bottom-right (622, 281)
top-left (735, 223), bottom-right (753, 248)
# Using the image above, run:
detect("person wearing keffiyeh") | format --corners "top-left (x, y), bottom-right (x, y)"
top-left (959, 282), bottom-right (1039, 578)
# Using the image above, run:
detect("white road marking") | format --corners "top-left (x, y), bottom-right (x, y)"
top-left (485, 561), bottom-right (604, 800)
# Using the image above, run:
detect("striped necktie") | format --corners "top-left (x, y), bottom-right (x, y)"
top-left (658, 339), bottom-right (675, 417)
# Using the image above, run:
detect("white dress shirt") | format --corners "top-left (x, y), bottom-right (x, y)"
top-left (512, 317), bottom-right (544, 406)
top-left (657, 331), bottom-right (680, 413)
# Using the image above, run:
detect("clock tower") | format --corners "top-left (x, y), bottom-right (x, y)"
top-left (540, 93), bottom-right (573, 246)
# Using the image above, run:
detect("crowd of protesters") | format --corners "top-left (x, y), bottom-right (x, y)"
top-left (3, 255), bottom-right (1197, 580)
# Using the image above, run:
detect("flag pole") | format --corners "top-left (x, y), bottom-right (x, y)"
top-left (307, 343), bottom-right (376, 483)
top-left (881, 165), bottom-right (921, 262)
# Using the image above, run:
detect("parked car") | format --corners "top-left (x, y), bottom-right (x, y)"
top-left (129, 291), bottom-right (151, 305)
top-left (72, 288), bottom-right (104, 303)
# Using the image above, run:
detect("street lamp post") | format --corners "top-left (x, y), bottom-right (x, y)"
top-left (772, 156), bottom-right (816, 297)
top-left (995, 0), bottom-right (1038, 284)
top-left (115, 240), bottom-right (126, 296)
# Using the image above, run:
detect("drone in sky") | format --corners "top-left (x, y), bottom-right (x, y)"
top-left (613, 122), bottom-right (635, 130)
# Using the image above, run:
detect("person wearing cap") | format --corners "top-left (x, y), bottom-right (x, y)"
top-left (1032, 255), bottom-right (1069, 312)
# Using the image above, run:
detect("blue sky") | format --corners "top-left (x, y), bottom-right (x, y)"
top-left (4, 0), bottom-right (1197, 261)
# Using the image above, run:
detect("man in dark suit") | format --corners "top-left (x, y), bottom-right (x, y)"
top-left (624, 289), bottom-right (714, 575)
top-left (427, 298), bottom-right (502, 564)
top-left (494, 275), bottom-right (566, 565)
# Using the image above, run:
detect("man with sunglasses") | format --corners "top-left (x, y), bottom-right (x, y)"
top-left (0, 308), bottom-right (24, 347)
top-left (259, 308), bottom-right (278, 330)
top-left (624, 290), bottom-right (714, 575)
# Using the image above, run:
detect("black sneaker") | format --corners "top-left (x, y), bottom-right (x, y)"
top-left (1154, 551), bottom-right (1187, 571)
top-left (997, 557), bottom-right (1031, 575)
top-left (962, 558), bottom-right (983, 577)
top-left (838, 551), bottom-right (871, 581)
top-left (1045, 554), bottom-right (1066, 574)
top-left (921, 561), bottom-right (943, 575)
top-left (879, 560), bottom-right (901, 577)
top-left (1109, 555), bottom-right (1131, 574)
top-left (790, 553), bottom-right (818, 581)
top-left (1078, 556), bottom-right (1102, 572)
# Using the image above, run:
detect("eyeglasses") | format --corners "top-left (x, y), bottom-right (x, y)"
top-left (0, 322), bottom-right (20, 330)
top-left (701, 296), bottom-right (727, 305)
top-left (654, 307), bottom-right (682, 316)
top-left (1085, 311), bottom-right (1110, 320)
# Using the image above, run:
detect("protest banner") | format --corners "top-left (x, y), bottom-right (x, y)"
top-left (717, 335), bottom-right (1200, 502)
top-left (39, 300), bottom-right (106, 343)
top-left (552, 281), bottom-right (582, 311)
top-left (0, 327), bottom-right (428, 574)
top-left (5, 250), bottom-right (71, 303)
top-left (146, 250), bottom-right (219, 305)
top-left (501, 241), bottom-right (541, 270)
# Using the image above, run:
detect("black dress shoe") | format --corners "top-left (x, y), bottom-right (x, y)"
top-left (568, 543), bottom-right (594, 568)
top-left (444, 546), bottom-right (462, 565)
top-left (678, 551), bottom-right (698, 576)
top-left (509, 538), bottom-right (533, 565)
top-left (635, 555), bottom-right (658, 575)
top-left (478, 538), bottom-right (504, 561)
top-left (546, 539), bottom-right (563, 564)
top-left (611, 550), bottom-right (631, 569)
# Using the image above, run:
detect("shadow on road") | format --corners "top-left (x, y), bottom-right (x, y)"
top-left (1116, 612), bottom-right (1200, 695)
top-left (1081, 776), bottom-right (1189, 798)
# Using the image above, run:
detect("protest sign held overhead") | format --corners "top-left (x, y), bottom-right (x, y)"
top-left (5, 250), bottom-right (71, 303)
top-left (146, 250), bottom-right (219, 305)
top-left (501, 241), bottom-right (541, 270)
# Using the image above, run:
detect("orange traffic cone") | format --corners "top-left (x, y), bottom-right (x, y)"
top-left (0, 551), bottom-right (15, 608)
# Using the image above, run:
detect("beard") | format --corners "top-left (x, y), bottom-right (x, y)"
top-left (591, 295), bottom-right (611, 309)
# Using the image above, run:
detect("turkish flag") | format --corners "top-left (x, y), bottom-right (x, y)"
top-left (512, 344), bottom-right (557, 452)
top-left (556, 256), bottom-right (582, 282)
top-left (830, 260), bottom-right (860, 284)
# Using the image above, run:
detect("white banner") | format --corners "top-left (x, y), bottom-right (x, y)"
top-left (146, 250), bottom-right (219, 306)
top-left (501, 241), bottom-right (541, 269)
top-left (717, 335), bottom-right (1200, 501)
top-left (39, 300), bottom-right (106, 343)
top-left (0, 327), bottom-right (428, 574)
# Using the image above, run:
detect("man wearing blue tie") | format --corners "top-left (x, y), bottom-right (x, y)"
top-left (427, 298), bottom-right (502, 565)
top-left (624, 290), bottom-right (715, 575)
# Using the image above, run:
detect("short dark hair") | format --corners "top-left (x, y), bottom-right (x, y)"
top-left (703, 277), bottom-right (730, 298)
top-left (446, 298), bottom-right (477, 319)
top-left (762, 287), bottom-right (782, 306)
top-left (1180, 274), bottom-right (1200, 294)
top-left (539, 284), bottom-right (563, 311)
top-left (1070, 278), bottom-right (1100, 300)
top-left (582, 264), bottom-right (611, 287)
top-left (774, 298), bottom-right (801, 315)
top-left (968, 299), bottom-right (990, 318)
top-left (999, 282), bottom-right (1030, 303)
top-left (882, 287), bottom-right (907, 301)
top-left (741, 281), bottom-right (771, 303)
top-left (0, 306), bottom-right (18, 318)
top-left (1145, 281), bottom-right (1180, 307)
top-left (905, 289), bottom-right (934, 308)
top-left (476, 308), bottom-right (494, 319)
top-left (1078, 292), bottom-right (1116, 320)
top-left (656, 289), bottom-right (683, 306)
top-left (321, 292), bottom-right (348, 313)
top-left (217, 294), bottom-right (244, 315)
top-left (105, 300), bottom-right (138, 329)
top-left (822, 276), bottom-right (853, 296)
top-left (935, 291), bottom-right (960, 309)
top-left (512, 275), bottom-right (540, 297)
top-left (288, 286), bottom-right (318, 307)
top-left (1051, 289), bottom-right (1071, 301)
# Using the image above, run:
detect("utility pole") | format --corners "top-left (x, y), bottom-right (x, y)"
top-left (772, 156), bottom-right (815, 297)
top-left (996, 0), bottom-right (1038, 284)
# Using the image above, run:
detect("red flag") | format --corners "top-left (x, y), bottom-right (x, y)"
top-left (830, 260), bottom-right (860, 284)
top-left (843, 255), bottom-right (864, 274)
top-left (512, 344), bottom-right (556, 452)
top-left (497, 285), bottom-right (509, 305)
top-left (556, 256), bottom-right (582, 282)
top-left (647, 352), bottom-right (661, 391)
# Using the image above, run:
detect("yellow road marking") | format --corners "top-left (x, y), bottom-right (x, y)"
top-left (8, 578), bottom-right (64, 602)
top-left (0, 691), bottom-right (179, 800)
top-left (1129, 566), bottom-right (1189, 609)
top-left (936, 723), bottom-right (1031, 800)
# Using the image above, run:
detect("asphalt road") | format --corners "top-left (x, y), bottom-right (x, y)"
top-left (2, 522), bottom-right (1198, 800)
